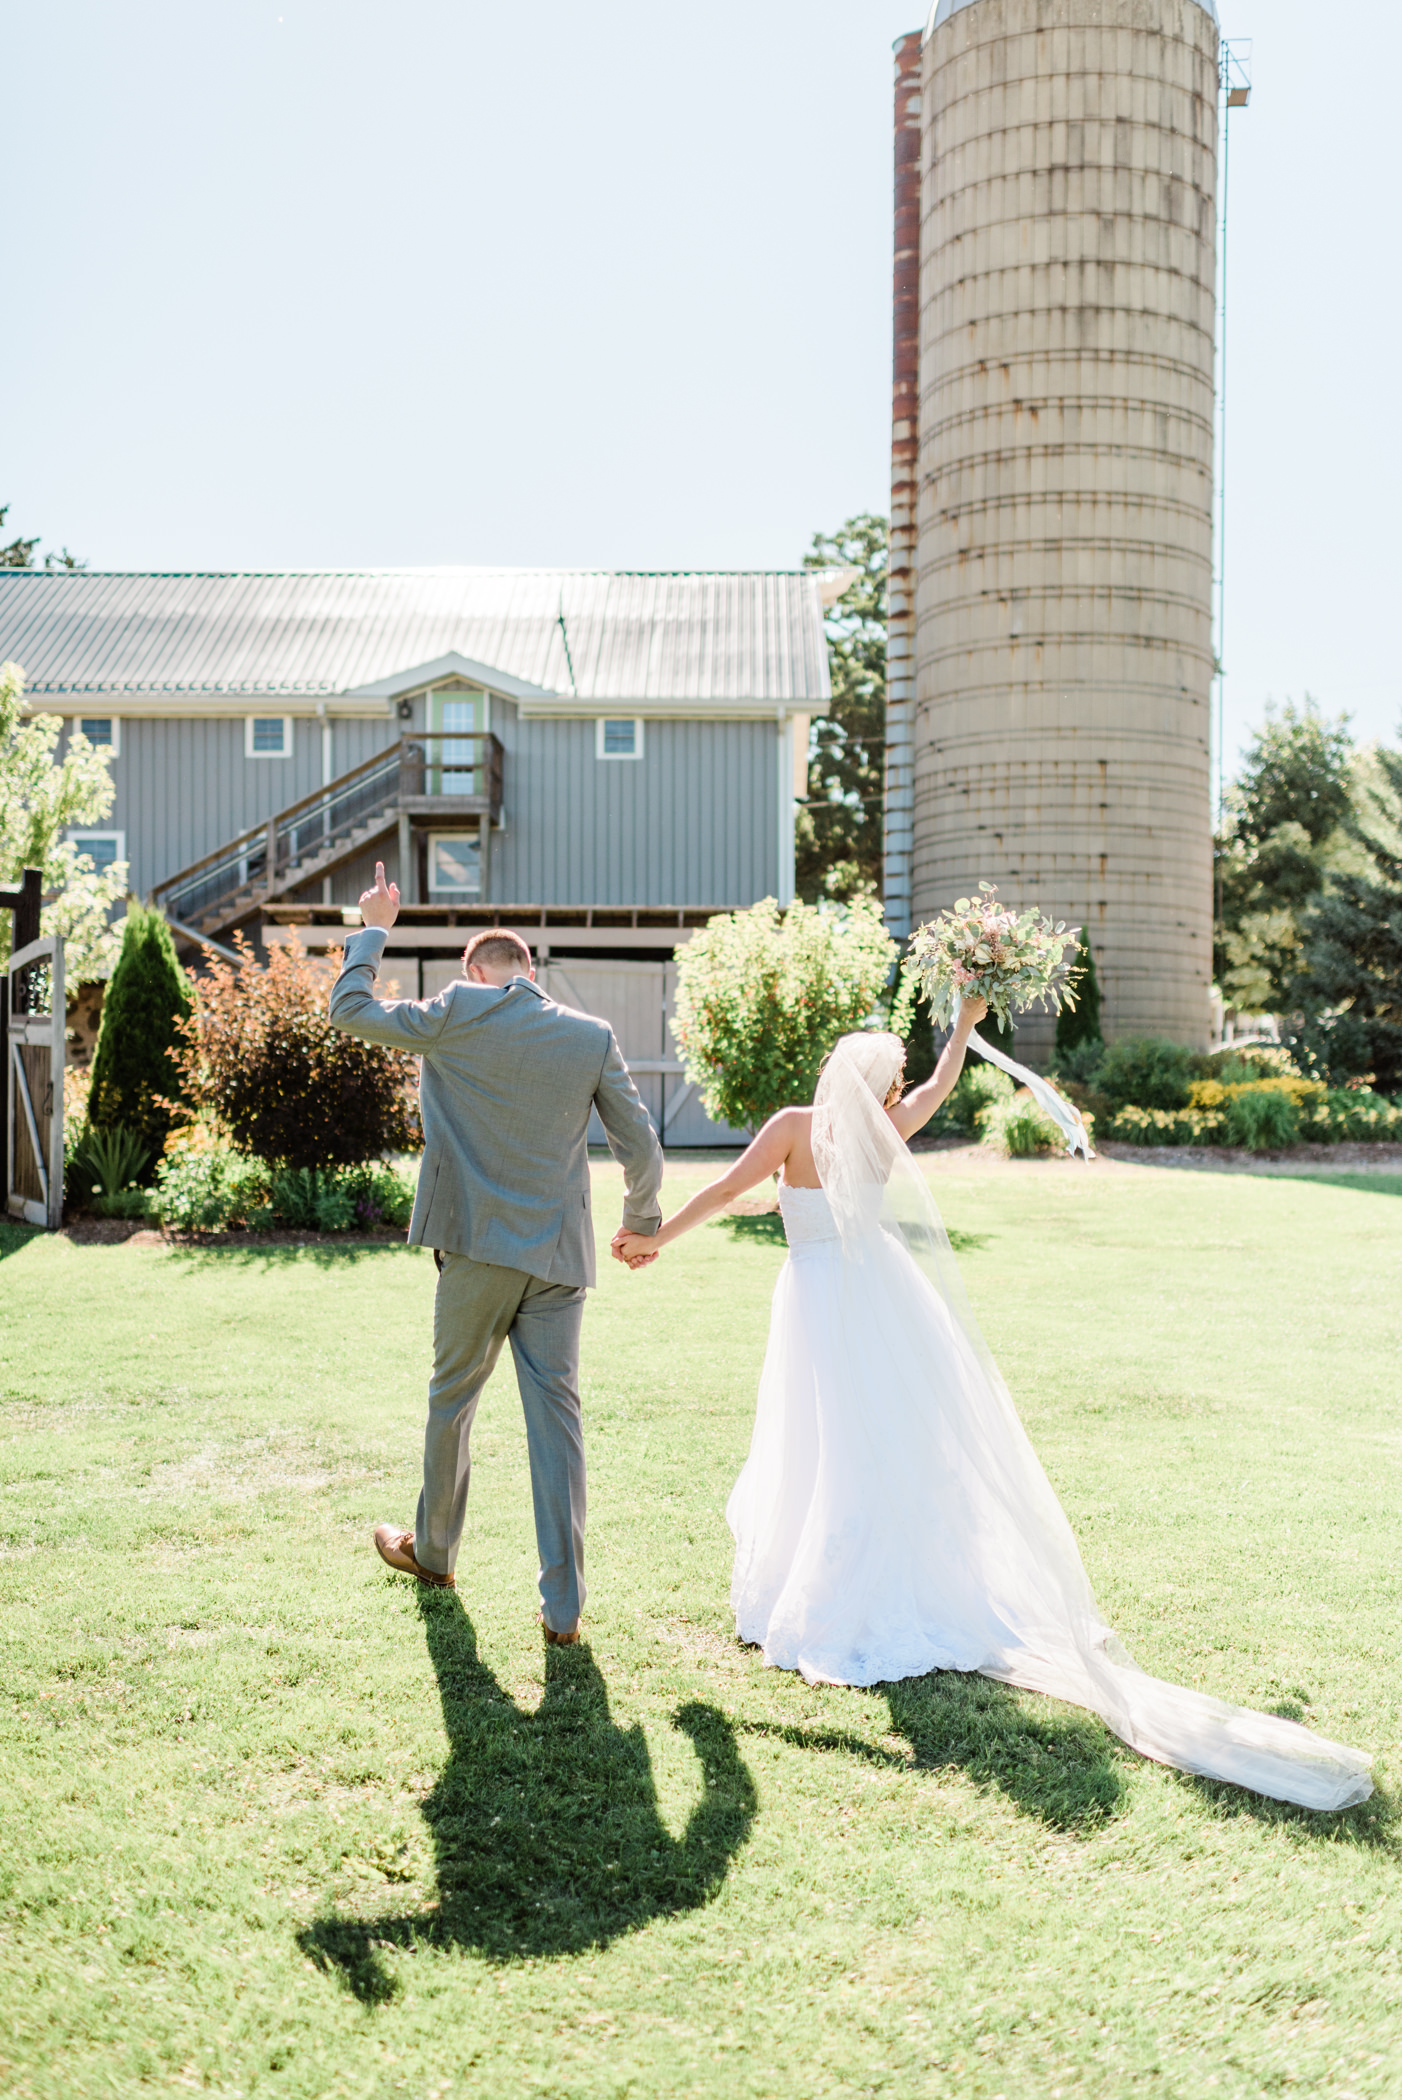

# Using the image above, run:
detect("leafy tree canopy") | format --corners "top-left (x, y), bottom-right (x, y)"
top-left (798, 515), bottom-right (886, 905)
top-left (1291, 740), bottom-right (1402, 1092)
top-left (0, 661), bottom-right (127, 982)
top-left (1214, 698), bottom-right (1359, 1014)
top-left (0, 500), bottom-right (86, 572)
top-left (671, 896), bottom-right (897, 1132)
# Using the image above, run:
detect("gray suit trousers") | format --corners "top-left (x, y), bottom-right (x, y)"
top-left (415, 1251), bottom-right (588, 1631)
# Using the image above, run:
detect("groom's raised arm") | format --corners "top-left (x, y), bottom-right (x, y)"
top-left (328, 926), bottom-right (453, 1049)
top-left (593, 1035), bottom-right (663, 1237)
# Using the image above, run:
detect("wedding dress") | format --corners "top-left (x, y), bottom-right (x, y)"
top-left (725, 1033), bottom-right (1373, 1811)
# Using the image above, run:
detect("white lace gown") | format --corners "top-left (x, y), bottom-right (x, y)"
top-left (725, 1181), bottom-right (1373, 1811)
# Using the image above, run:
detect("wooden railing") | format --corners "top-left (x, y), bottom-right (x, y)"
top-left (152, 734), bottom-right (503, 931)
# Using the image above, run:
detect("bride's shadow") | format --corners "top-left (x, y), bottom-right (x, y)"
top-left (299, 1594), bottom-right (757, 2002)
top-left (750, 1671), bottom-right (1396, 1843)
top-left (884, 1671), bottom-right (1130, 1826)
top-left (745, 1669), bottom-right (1129, 1831)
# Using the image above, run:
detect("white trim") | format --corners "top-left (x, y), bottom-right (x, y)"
top-left (69, 829), bottom-right (126, 873)
top-left (595, 717), bottom-right (644, 761)
top-left (245, 714), bottom-right (294, 758)
top-left (345, 651), bottom-right (559, 706)
top-left (75, 712), bottom-right (120, 756)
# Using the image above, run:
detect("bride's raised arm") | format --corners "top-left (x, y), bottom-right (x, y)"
top-left (885, 995), bottom-right (988, 1141)
top-left (610, 1110), bottom-right (806, 1265)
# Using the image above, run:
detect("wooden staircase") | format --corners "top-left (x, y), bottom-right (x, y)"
top-left (152, 733), bottom-right (503, 943)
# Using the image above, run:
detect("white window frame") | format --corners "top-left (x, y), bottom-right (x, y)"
top-left (69, 829), bottom-right (126, 872)
top-left (245, 715), bottom-right (294, 759)
top-left (426, 829), bottom-right (483, 901)
top-left (595, 716), bottom-right (644, 761)
top-left (76, 714), bottom-right (120, 756)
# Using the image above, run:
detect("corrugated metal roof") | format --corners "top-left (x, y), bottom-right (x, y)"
top-left (0, 568), bottom-right (833, 707)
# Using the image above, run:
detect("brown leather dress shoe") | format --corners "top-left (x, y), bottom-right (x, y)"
top-left (538, 1611), bottom-right (581, 1646)
top-left (373, 1523), bottom-right (455, 1588)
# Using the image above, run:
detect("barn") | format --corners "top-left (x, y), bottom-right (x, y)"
top-left (0, 565), bottom-right (844, 1142)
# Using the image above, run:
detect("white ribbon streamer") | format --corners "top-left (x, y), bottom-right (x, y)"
top-left (966, 1028), bottom-right (1094, 1160)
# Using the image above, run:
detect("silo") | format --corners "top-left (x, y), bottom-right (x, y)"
top-left (895, 0), bottom-right (1219, 1053)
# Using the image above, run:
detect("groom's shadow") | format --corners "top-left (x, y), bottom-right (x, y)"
top-left (300, 1594), bottom-right (757, 2001)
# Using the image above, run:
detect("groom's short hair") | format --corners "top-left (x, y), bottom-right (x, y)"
top-left (462, 929), bottom-right (533, 978)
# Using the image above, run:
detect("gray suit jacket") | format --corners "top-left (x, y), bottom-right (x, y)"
top-left (329, 927), bottom-right (663, 1286)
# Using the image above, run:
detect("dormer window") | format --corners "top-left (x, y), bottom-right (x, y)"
top-left (597, 717), bottom-right (643, 760)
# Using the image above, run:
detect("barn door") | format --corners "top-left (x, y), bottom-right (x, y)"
top-left (7, 935), bottom-right (65, 1229)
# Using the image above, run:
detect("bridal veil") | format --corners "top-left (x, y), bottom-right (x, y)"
top-left (805, 1032), bottom-right (1372, 1811)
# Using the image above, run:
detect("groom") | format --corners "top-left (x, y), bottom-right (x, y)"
top-left (328, 863), bottom-right (663, 1642)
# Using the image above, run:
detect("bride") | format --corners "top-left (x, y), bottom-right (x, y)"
top-left (615, 1000), bottom-right (1373, 1812)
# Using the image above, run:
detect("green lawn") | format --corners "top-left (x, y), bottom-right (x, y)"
top-left (1, 1154), bottom-right (1399, 2099)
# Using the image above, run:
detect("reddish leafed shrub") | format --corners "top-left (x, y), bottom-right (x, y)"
top-left (172, 935), bottom-right (420, 1169)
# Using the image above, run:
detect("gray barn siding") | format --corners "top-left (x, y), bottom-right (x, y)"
top-left (489, 711), bottom-right (778, 907)
top-left (65, 714), bottom-right (398, 897)
top-left (63, 706), bottom-right (778, 911)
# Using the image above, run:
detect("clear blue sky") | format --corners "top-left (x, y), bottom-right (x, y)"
top-left (2, 1), bottom-right (1398, 760)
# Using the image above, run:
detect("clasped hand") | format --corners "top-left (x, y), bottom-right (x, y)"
top-left (610, 1227), bottom-right (659, 1271)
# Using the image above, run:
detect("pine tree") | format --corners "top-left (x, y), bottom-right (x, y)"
top-left (88, 905), bottom-right (194, 1162)
top-left (1214, 699), bottom-right (1355, 1013)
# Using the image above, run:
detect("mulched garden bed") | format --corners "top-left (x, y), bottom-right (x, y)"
top-left (59, 1215), bottom-right (412, 1249)
top-left (1097, 1140), bottom-right (1402, 1172)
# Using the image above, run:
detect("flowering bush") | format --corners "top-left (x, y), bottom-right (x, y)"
top-left (1108, 1105), bottom-right (1227, 1146)
top-left (1109, 1083), bottom-right (1402, 1149)
top-left (0, 662), bottom-right (129, 981)
top-left (906, 883), bottom-right (1081, 1032)
top-left (672, 896), bottom-right (897, 1131)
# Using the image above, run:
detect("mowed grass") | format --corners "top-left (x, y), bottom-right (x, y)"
top-left (1, 1153), bottom-right (1399, 2100)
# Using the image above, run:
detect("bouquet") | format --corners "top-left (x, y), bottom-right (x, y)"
top-left (904, 882), bottom-right (1082, 1032)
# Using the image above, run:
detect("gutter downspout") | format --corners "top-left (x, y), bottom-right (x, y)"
top-left (884, 29), bottom-right (923, 940)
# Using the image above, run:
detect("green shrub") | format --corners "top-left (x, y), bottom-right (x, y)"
top-left (1224, 1087), bottom-right (1300, 1151)
top-left (1095, 1036), bottom-right (1200, 1113)
top-left (154, 1145), bottom-right (269, 1234)
top-left (342, 1162), bottom-right (416, 1228)
top-left (672, 897), bottom-right (897, 1130)
top-left (980, 1093), bottom-right (1062, 1157)
top-left (91, 1187), bottom-right (156, 1221)
top-left (270, 1168), bottom-right (357, 1233)
top-left (88, 904), bottom-right (193, 1162)
top-left (69, 1121), bottom-right (152, 1204)
top-left (1050, 1037), bottom-right (1106, 1088)
top-left (154, 1139), bottom-right (418, 1236)
top-left (934, 1062), bottom-right (1014, 1137)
